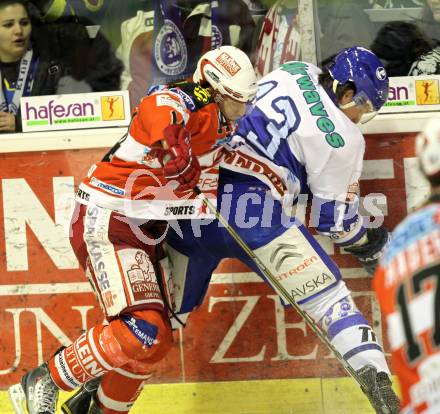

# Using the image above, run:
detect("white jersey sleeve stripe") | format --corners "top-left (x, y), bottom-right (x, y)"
top-left (114, 132), bottom-right (150, 162)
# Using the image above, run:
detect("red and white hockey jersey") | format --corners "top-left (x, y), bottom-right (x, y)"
top-left (373, 201), bottom-right (440, 413)
top-left (77, 82), bottom-right (233, 219)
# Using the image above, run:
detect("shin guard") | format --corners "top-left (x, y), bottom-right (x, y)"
top-left (49, 324), bottom-right (130, 391)
top-left (49, 309), bottom-right (171, 392)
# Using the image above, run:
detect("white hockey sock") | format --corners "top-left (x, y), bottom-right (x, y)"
top-left (320, 296), bottom-right (390, 375)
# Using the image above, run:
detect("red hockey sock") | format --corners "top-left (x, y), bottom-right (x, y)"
top-left (95, 365), bottom-right (152, 414)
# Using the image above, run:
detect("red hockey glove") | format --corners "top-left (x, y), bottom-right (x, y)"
top-left (162, 124), bottom-right (201, 191)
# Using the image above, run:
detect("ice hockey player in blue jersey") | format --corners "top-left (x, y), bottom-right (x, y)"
top-left (60, 46), bottom-right (400, 414)
top-left (164, 46), bottom-right (400, 414)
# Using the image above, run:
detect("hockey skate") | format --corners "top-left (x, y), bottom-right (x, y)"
top-left (357, 364), bottom-right (400, 414)
top-left (61, 377), bottom-right (100, 414)
top-left (86, 397), bottom-right (104, 414)
top-left (8, 363), bottom-right (59, 414)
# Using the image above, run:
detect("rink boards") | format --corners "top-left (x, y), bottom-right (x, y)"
top-left (0, 131), bottom-right (420, 413)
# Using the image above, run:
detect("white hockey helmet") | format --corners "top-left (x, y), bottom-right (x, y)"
top-left (415, 117), bottom-right (440, 180)
top-left (193, 45), bottom-right (257, 103)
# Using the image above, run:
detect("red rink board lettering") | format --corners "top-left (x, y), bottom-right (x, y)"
top-left (0, 134), bottom-right (417, 387)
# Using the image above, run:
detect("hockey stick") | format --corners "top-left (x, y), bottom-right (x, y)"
top-left (193, 186), bottom-right (368, 388)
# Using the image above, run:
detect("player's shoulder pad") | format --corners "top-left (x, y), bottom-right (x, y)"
top-left (142, 89), bottom-right (188, 115)
top-left (168, 81), bottom-right (214, 112)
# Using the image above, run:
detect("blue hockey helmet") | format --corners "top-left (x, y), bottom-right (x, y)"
top-left (328, 46), bottom-right (389, 112)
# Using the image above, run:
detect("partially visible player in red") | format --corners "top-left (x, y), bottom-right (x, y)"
top-left (8, 45), bottom-right (257, 414)
top-left (78, 45), bottom-right (258, 218)
top-left (373, 117), bottom-right (440, 414)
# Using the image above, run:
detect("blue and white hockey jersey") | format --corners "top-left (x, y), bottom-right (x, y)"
top-left (166, 62), bottom-right (390, 377)
top-left (222, 60), bottom-right (367, 246)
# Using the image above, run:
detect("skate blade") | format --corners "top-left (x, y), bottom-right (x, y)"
top-left (8, 383), bottom-right (27, 414)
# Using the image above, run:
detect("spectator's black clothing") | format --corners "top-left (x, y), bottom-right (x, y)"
top-left (371, 21), bottom-right (434, 76)
top-left (29, 0), bottom-right (153, 50)
top-left (33, 17), bottom-right (123, 92)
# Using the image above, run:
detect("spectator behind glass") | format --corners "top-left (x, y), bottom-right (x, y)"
top-left (29, 0), bottom-right (152, 51)
top-left (51, 15), bottom-right (123, 94)
top-left (371, 21), bottom-right (440, 75)
top-left (0, 0), bottom-right (58, 133)
top-left (0, 0), bottom-right (123, 133)
top-left (369, 1), bottom-right (440, 44)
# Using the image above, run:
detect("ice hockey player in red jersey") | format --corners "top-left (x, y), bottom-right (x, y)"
top-left (373, 117), bottom-right (440, 414)
top-left (7, 45), bottom-right (257, 414)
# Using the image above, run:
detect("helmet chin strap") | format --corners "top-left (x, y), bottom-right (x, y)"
top-left (338, 98), bottom-right (377, 123)
top-left (359, 111), bottom-right (378, 124)
top-left (213, 90), bottom-right (224, 104)
top-left (339, 100), bottom-right (357, 110)
top-left (338, 100), bottom-right (378, 124)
